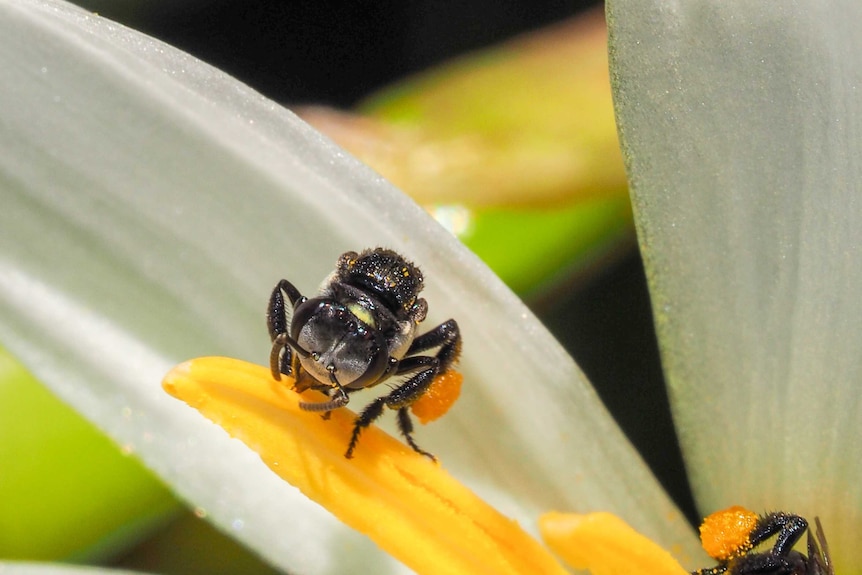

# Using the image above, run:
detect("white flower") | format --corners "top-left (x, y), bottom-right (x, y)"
top-left (0, 1), bottom-right (693, 573)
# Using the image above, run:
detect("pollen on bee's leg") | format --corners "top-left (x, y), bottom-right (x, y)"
top-left (698, 506), bottom-right (759, 561)
top-left (410, 369), bottom-right (463, 424)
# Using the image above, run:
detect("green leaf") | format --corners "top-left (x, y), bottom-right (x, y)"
top-left (457, 196), bottom-right (632, 296)
top-left (0, 348), bottom-right (177, 560)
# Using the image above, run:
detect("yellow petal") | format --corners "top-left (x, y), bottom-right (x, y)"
top-left (163, 356), bottom-right (568, 575)
top-left (539, 511), bottom-right (689, 575)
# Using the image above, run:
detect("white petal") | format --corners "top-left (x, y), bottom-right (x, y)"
top-left (609, 0), bottom-right (862, 568)
top-left (0, 0), bottom-right (699, 571)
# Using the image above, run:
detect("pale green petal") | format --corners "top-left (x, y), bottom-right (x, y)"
top-left (0, 0), bottom-right (698, 571)
top-left (609, 1), bottom-right (862, 570)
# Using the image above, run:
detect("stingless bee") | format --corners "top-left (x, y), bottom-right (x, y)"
top-left (692, 506), bottom-right (833, 575)
top-left (266, 248), bottom-right (461, 460)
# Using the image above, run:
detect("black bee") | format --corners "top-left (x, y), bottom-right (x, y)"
top-left (266, 248), bottom-right (461, 460)
top-left (693, 509), bottom-right (833, 575)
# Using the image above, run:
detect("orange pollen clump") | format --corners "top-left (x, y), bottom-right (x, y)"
top-left (699, 505), bottom-right (760, 561)
top-left (410, 369), bottom-right (463, 424)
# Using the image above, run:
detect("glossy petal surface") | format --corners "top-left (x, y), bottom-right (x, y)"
top-left (608, 2), bottom-right (862, 570)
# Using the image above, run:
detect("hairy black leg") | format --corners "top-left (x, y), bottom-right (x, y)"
top-left (266, 280), bottom-right (304, 340)
top-left (397, 407), bottom-right (436, 461)
top-left (346, 397), bottom-right (386, 459)
top-left (345, 356), bottom-right (439, 459)
top-left (266, 280), bottom-right (308, 380)
top-left (406, 319), bottom-right (461, 372)
top-left (343, 322), bottom-right (459, 459)
top-left (388, 356), bottom-right (438, 403)
top-left (749, 513), bottom-right (808, 557)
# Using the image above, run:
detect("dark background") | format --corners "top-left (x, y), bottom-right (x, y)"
top-left (95, 1), bottom-right (602, 107)
top-left (83, 0), bottom-right (696, 523)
